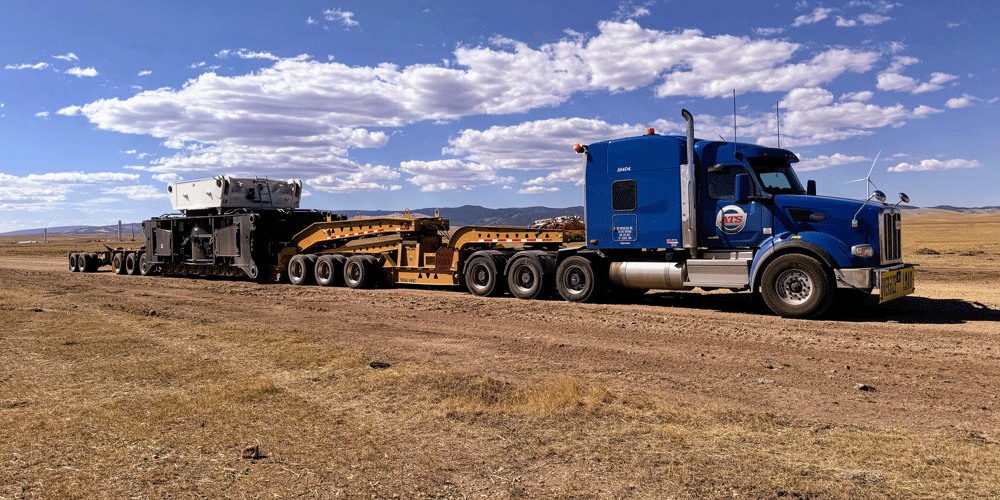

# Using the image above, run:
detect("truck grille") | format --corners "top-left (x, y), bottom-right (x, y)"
top-left (880, 208), bottom-right (902, 264)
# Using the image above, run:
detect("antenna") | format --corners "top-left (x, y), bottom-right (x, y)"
top-left (733, 89), bottom-right (738, 159)
top-left (776, 101), bottom-right (780, 149)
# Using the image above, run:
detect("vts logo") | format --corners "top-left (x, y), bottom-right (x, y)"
top-left (716, 205), bottom-right (747, 234)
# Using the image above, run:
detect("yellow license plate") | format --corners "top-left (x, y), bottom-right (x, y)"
top-left (880, 267), bottom-right (914, 303)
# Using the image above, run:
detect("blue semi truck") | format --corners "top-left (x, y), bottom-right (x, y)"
top-left (572, 108), bottom-right (913, 317)
top-left (73, 108), bottom-right (914, 319)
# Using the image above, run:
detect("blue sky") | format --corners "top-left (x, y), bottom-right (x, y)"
top-left (1, 0), bottom-right (997, 231)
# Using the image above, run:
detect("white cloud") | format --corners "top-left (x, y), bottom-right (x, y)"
top-left (104, 185), bottom-right (169, 200)
top-left (309, 164), bottom-right (400, 193)
top-left (65, 66), bottom-right (98, 77)
top-left (35, 111), bottom-right (50, 117)
top-left (518, 186), bottom-right (560, 194)
top-left (5, 62), bottom-right (48, 70)
top-left (56, 105), bottom-right (81, 116)
top-left (840, 90), bottom-right (873, 102)
top-left (888, 158), bottom-right (981, 173)
top-left (58, 19), bottom-right (894, 192)
top-left (400, 159), bottom-right (513, 192)
top-left (858, 13), bottom-right (891, 25)
top-left (306, 16), bottom-right (318, 25)
top-left (189, 61), bottom-right (206, 69)
top-left (138, 70), bottom-right (152, 76)
top-left (323, 8), bottom-right (358, 27)
top-left (945, 94), bottom-right (982, 109)
top-left (796, 153), bottom-right (870, 172)
top-left (793, 7), bottom-right (834, 26)
top-left (0, 171), bottom-right (141, 209)
top-left (755, 27), bottom-right (786, 36)
top-left (53, 53), bottom-right (79, 61)
top-left (835, 16), bottom-right (857, 27)
top-left (216, 48), bottom-right (281, 61)
top-left (877, 57), bottom-right (956, 94)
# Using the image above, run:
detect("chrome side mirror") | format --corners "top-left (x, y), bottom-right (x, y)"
top-left (892, 192), bottom-right (910, 209)
top-left (873, 190), bottom-right (886, 203)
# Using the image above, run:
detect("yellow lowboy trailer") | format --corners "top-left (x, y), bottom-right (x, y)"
top-left (283, 210), bottom-right (585, 298)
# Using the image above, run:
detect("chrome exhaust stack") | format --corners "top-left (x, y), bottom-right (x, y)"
top-left (680, 109), bottom-right (698, 256)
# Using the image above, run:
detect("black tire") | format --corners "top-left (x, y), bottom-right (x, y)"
top-left (507, 256), bottom-right (552, 300)
top-left (465, 255), bottom-right (506, 297)
top-left (69, 253), bottom-right (80, 272)
top-left (138, 252), bottom-right (155, 276)
top-left (760, 254), bottom-right (834, 319)
top-left (314, 254), bottom-right (345, 287)
top-left (82, 253), bottom-right (97, 273)
top-left (112, 253), bottom-right (126, 275)
top-left (288, 254), bottom-right (316, 286)
top-left (556, 256), bottom-right (606, 303)
top-left (125, 252), bottom-right (141, 275)
top-left (344, 254), bottom-right (379, 289)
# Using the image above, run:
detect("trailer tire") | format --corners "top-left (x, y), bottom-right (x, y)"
top-left (344, 255), bottom-right (379, 289)
top-left (465, 256), bottom-right (505, 297)
top-left (138, 253), bottom-right (156, 276)
top-left (556, 256), bottom-right (606, 303)
top-left (69, 253), bottom-right (80, 272)
top-left (315, 254), bottom-right (345, 287)
top-left (288, 254), bottom-right (315, 286)
top-left (761, 254), bottom-right (834, 319)
top-left (507, 256), bottom-right (552, 300)
top-left (125, 252), bottom-right (141, 275)
top-left (112, 253), bottom-right (126, 275)
top-left (82, 253), bottom-right (97, 273)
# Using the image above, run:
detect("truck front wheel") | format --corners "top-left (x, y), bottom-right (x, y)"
top-left (761, 254), bottom-right (834, 319)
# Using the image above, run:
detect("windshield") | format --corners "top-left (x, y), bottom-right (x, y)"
top-left (750, 158), bottom-right (806, 195)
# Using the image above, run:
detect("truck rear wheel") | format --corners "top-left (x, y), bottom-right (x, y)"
top-left (315, 254), bottom-right (345, 287)
top-left (112, 253), bottom-right (126, 275)
top-left (465, 256), bottom-right (505, 297)
top-left (138, 253), bottom-right (156, 276)
top-left (507, 256), bottom-right (552, 300)
top-left (288, 254), bottom-right (316, 286)
top-left (556, 256), bottom-right (606, 303)
top-left (761, 254), bottom-right (834, 318)
top-left (69, 253), bottom-right (80, 272)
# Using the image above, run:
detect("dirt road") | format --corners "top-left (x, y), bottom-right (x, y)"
top-left (6, 255), bottom-right (998, 434)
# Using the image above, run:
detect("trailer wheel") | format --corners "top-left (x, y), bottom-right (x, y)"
top-left (125, 252), bottom-right (141, 275)
top-left (314, 254), bottom-right (345, 287)
top-left (556, 256), bottom-right (606, 303)
top-left (81, 253), bottom-right (96, 273)
top-left (465, 256), bottom-right (505, 297)
top-left (69, 253), bottom-right (80, 272)
top-left (344, 255), bottom-right (378, 289)
top-left (288, 254), bottom-right (315, 286)
top-left (507, 256), bottom-right (552, 300)
top-left (761, 254), bottom-right (834, 319)
top-left (138, 253), bottom-right (156, 276)
top-left (112, 253), bottom-right (126, 275)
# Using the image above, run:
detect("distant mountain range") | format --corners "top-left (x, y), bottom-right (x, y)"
top-left (5, 204), bottom-right (999, 236)
top-left (0, 205), bottom-right (585, 236)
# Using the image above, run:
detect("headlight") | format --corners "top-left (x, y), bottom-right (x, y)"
top-left (852, 244), bottom-right (874, 258)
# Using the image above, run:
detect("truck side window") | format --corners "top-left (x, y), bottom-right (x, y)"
top-left (707, 165), bottom-right (752, 200)
top-left (612, 180), bottom-right (637, 211)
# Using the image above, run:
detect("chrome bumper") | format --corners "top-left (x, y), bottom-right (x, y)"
top-left (835, 263), bottom-right (914, 289)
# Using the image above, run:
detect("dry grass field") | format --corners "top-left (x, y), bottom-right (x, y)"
top-left (2, 210), bottom-right (999, 499)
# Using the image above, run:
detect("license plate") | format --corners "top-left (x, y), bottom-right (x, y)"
top-left (879, 267), bottom-right (914, 303)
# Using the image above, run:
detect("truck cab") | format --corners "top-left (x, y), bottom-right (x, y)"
top-left (579, 110), bottom-right (913, 318)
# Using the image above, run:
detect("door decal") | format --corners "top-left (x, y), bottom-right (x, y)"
top-left (716, 205), bottom-right (747, 234)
